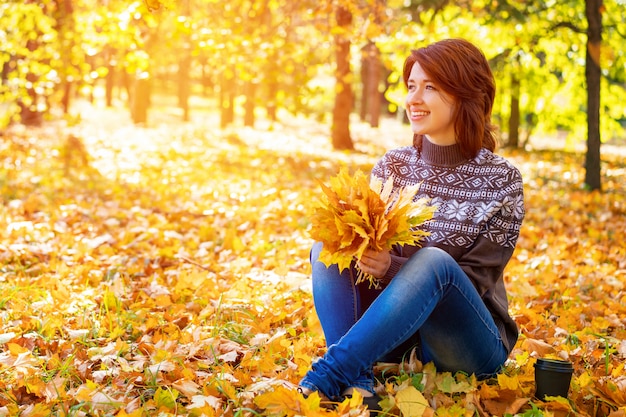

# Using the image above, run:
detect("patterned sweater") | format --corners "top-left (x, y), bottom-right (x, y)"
top-left (371, 138), bottom-right (525, 353)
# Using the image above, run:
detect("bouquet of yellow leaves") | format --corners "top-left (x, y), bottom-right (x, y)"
top-left (309, 168), bottom-right (436, 286)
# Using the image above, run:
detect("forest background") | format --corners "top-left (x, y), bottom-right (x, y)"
top-left (1, 0), bottom-right (626, 416)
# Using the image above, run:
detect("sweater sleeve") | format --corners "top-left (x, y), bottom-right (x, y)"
top-left (381, 253), bottom-right (408, 283)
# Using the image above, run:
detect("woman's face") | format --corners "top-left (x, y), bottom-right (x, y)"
top-left (405, 61), bottom-right (457, 146)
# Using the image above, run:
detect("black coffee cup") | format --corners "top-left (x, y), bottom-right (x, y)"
top-left (534, 358), bottom-right (574, 400)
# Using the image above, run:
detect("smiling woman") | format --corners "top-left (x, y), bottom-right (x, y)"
top-left (298, 38), bottom-right (526, 413)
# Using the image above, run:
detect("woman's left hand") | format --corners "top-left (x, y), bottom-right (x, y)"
top-left (357, 249), bottom-right (391, 279)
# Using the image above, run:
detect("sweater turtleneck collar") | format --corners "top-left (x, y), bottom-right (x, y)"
top-left (419, 136), bottom-right (469, 167)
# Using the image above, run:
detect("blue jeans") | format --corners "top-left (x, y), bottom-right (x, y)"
top-left (299, 242), bottom-right (507, 400)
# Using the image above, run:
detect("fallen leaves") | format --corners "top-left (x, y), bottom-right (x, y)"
top-left (0, 113), bottom-right (625, 415)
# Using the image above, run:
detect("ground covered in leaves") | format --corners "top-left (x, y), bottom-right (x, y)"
top-left (0, 104), bottom-right (625, 416)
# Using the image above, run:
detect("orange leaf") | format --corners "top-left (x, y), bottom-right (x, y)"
top-left (254, 386), bottom-right (327, 417)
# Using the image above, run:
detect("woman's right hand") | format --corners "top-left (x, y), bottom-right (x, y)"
top-left (357, 248), bottom-right (391, 279)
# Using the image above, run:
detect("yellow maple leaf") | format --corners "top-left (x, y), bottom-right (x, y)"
top-left (515, 351), bottom-right (530, 366)
top-left (497, 373), bottom-right (521, 391)
top-left (335, 389), bottom-right (365, 413)
top-left (575, 371), bottom-right (593, 388)
top-left (395, 385), bottom-right (429, 417)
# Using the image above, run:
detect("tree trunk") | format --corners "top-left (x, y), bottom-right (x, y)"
top-left (507, 71), bottom-right (520, 148)
top-left (266, 81), bottom-right (278, 122)
top-left (331, 5), bottom-right (354, 150)
top-left (360, 46), bottom-right (369, 122)
top-left (57, 0), bottom-right (74, 114)
top-left (122, 70), bottom-right (132, 104)
top-left (105, 61), bottom-right (115, 107)
top-left (244, 81), bottom-right (255, 127)
top-left (201, 59), bottom-right (214, 96)
top-left (362, 42), bottom-right (382, 128)
top-left (178, 51), bottom-right (191, 122)
top-left (61, 81), bottom-right (72, 114)
top-left (131, 74), bottom-right (150, 125)
top-left (584, 0), bottom-right (602, 191)
top-left (220, 71), bottom-right (235, 128)
top-left (265, 53), bottom-right (279, 122)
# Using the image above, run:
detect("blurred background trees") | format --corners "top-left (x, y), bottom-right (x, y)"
top-left (1, 0), bottom-right (624, 189)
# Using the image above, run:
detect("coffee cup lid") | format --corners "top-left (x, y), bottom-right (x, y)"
top-left (535, 358), bottom-right (574, 371)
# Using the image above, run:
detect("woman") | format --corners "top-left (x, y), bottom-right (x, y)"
top-left (298, 38), bottom-right (525, 410)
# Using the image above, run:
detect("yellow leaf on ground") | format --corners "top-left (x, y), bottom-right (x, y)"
top-left (576, 371), bottom-right (594, 388)
top-left (497, 373), bottom-right (520, 391)
top-left (7, 342), bottom-right (29, 355)
top-left (396, 386), bottom-right (429, 417)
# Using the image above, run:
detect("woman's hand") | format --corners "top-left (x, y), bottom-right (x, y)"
top-left (357, 248), bottom-right (391, 279)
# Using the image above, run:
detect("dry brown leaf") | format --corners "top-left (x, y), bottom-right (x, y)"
top-left (521, 337), bottom-right (556, 357)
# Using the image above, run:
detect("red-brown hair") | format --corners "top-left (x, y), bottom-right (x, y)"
top-left (403, 38), bottom-right (497, 158)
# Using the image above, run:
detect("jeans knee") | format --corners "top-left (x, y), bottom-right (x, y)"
top-left (393, 247), bottom-right (459, 292)
top-left (405, 247), bottom-right (454, 271)
top-left (419, 246), bottom-right (452, 262)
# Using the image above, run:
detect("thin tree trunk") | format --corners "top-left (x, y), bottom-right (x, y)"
top-left (331, 5), bottom-right (354, 150)
top-left (61, 81), bottom-right (72, 114)
top-left (220, 71), bottom-right (235, 128)
top-left (364, 42), bottom-right (381, 128)
top-left (265, 52), bottom-right (279, 122)
top-left (131, 74), bottom-right (150, 125)
top-left (105, 61), bottom-right (115, 107)
top-left (178, 0), bottom-right (191, 122)
top-left (266, 80), bottom-right (278, 122)
top-left (244, 81), bottom-right (255, 127)
top-left (507, 71), bottom-right (520, 148)
top-left (584, 0), bottom-right (602, 191)
top-left (178, 52), bottom-right (191, 122)
top-left (360, 46), bottom-right (369, 123)
top-left (57, 0), bottom-right (75, 114)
